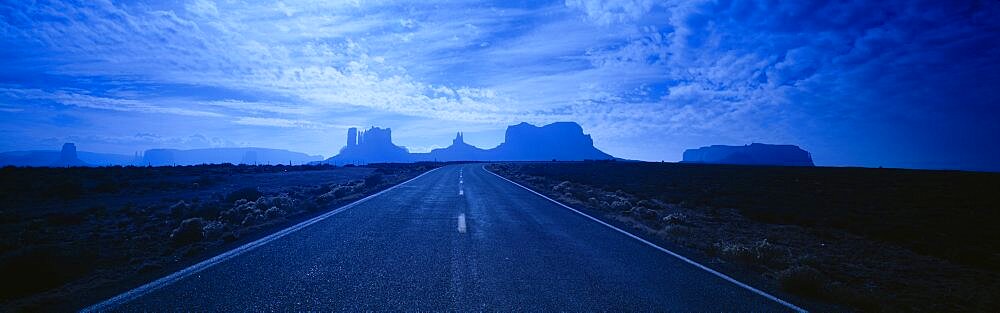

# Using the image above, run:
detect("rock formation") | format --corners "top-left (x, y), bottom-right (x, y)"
top-left (323, 122), bottom-right (616, 164)
top-left (52, 143), bottom-right (87, 167)
top-left (421, 132), bottom-right (489, 162)
top-left (489, 122), bottom-right (614, 161)
top-left (682, 143), bottom-right (814, 166)
top-left (325, 127), bottom-right (413, 165)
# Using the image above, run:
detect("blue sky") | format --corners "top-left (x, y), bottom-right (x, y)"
top-left (2, 0), bottom-right (999, 170)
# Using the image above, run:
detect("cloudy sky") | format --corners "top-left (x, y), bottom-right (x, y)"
top-left (2, 0), bottom-right (998, 170)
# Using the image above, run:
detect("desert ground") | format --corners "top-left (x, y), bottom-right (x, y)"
top-left (2, 161), bottom-right (998, 312)
top-left (488, 161), bottom-right (999, 312)
top-left (0, 162), bottom-right (438, 311)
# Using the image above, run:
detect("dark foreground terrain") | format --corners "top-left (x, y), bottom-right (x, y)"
top-left (489, 162), bottom-right (1000, 312)
top-left (0, 162), bottom-right (437, 311)
top-left (98, 164), bottom-right (797, 312)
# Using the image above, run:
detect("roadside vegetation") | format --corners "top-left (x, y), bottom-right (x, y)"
top-left (0, 162), bottom-right (438, 311)
top-left (489, 161), bottom-right (1000, 312)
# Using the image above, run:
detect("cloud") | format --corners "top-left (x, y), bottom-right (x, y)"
top-left (49, 133), bottom-right (241, 150)
top-left (232, 117), bottom-right (341, 129)
top-left (203, 100), bottom-right (313, 115)
top-left (0, 87), bottom-right (223, 117)
top-left (1, 0), bottom-right (998, 169)
top-left (565, 0), bottom-right (656, 25)
top-left (186, 0), bottom-right (219, 17)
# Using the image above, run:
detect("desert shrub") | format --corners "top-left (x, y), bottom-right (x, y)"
top-left (195, 175), bottom-right (220, 187)
top-left (221, 231), bottom-right (239, 242)
top-left (241, 212), bottom-right (264, 226)
top-left (663, 225), bottom-right (691, 236)
top-left (202, 221), bottom-right (225, 239)
top-left (610, 200), bottom-right (633, 211)
top-left (631, 206), bottom-right (658, 221)
top-left (265, 206), bottom-right (285, 219)
top-left (335, 185), bottom-right (357, 198)
top-left (299, 199), bottom-right (320, 212)
top-left (225, 187), bottom-right (261, 203)
top-left (823, 281), bottom-right (882, 311)
top-left (169, 200), bottom-right (191, 218)
top-left (233, 198), bottom-right (250, 207)
top-left (170, 218), bottom-right (206, 245)
top-left (318, 185), bottom-right (359, 203)
top-left (136, 260), bottom-right (164, 274)
top-left (661, 213), bottom-right (688, 225)
top-left (637, 199), bottom-right (667, 210)
top-left (313, 184), bottom-right (333, 195)
top-left (260, 193), bottom-right (295, 210)
top-left (0, 209), bottom-right (20, 224)
top-left (364, 173), bottom-right (384, 187)
top-left (44, 210), bottom-right (88, 226)
top-left (714, 239), bottom-right (788, 268)
top-left (252, 197), bottom-right (270, 211)
top-left (191, 202), bottom-right (224, 219)
top-left (46, 180), bottom-right (84, 200)
top-left (219, 206), bottom-right (243, 224)
top-left (85, 205), bottom-right (108, 217)
top-left (777, 265), bottom-right (826, 297)
top-left (316, 191), bottom-right (336, 203)
top-left (93, 179), bottom-right (122, 193)
top-left (0, 245), bottom-right (98, 299)
top-left (553, 181), bottom-right (571, 191)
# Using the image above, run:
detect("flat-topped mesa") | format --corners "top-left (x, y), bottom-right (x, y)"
top-left (493, 122), bottom-right (613, 161)
top-left (682, 143), bottom-right (814, 166)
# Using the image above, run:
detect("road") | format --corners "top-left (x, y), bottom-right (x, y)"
top-left (97, 164), bottom-right (801, 312)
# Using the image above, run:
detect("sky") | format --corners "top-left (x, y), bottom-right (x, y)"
top-left (1, 0), bottom-right (999, 171)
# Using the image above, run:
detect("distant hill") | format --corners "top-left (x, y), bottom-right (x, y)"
top-left (142, 148), bottom-right (323, 166)
top-left (0, 151), bottom-right (65, 167)
top-left (0, 143), bottom-right (96, 167)
top-left (682, 143), bottom-right (814, 166)
top-left (323, 122), bottom-right (616, 165)
top-left (1, 144), bottom-right (322, 167)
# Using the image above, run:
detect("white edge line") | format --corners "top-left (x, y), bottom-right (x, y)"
top-left (483, 165), bottom-right (808, 313)
top-left (82, 167), bottom-right (441, 313)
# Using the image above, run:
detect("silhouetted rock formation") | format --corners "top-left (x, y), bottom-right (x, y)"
top-left (141, 148), bottom-right (322, 166)
top-left (682, 143), bottom-right (814, 166)
top-left (325, 127), bottom-right (413, 165)
top-left (489, 122), bottom-right (614, 161)
top-left (421, 132), bottom-right (489, 162)
top-left (53, 143), bottom-right (88, 167)
top-left (324, 122), bottom-right (616, 164)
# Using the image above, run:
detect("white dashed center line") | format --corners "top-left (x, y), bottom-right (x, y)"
top-left (457, 214), bottom-right (467, 233)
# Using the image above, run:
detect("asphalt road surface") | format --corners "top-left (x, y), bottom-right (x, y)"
top-left (95, 164), bottom-right (801, 312)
